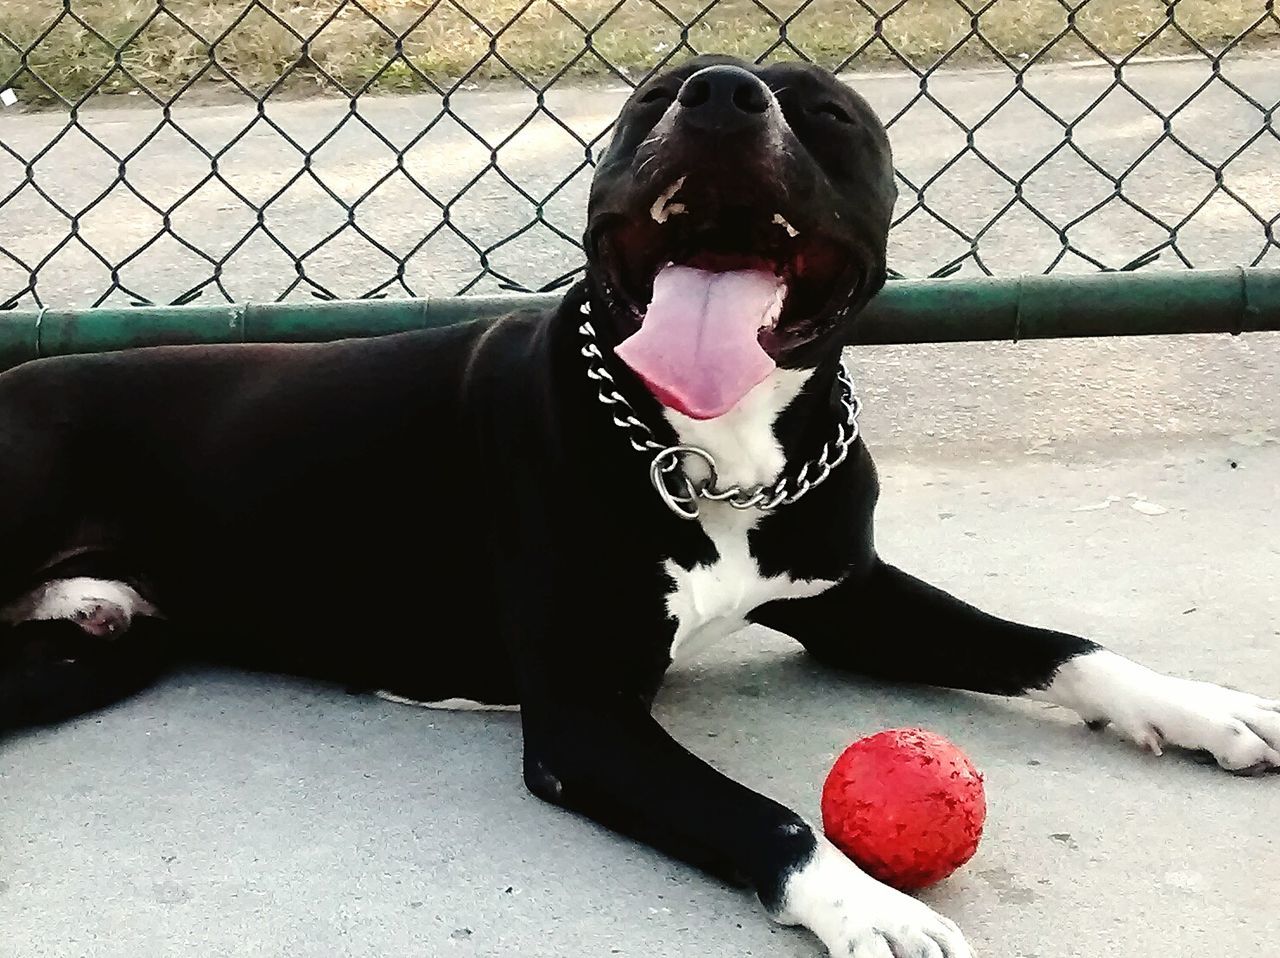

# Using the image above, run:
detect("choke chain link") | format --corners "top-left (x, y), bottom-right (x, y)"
top-left (577, 298), bottom-right (862, 520)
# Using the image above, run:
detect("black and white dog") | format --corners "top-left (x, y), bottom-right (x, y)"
top-left (2, 55), bottom-right (1277, 958)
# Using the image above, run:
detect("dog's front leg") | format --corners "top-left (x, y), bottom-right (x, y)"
top-left (520, 698), bottom-right (972, 958)
top-left (754, 558), bottom-right (1280, 773)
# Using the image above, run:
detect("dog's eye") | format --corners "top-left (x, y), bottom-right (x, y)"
top-left (640, 87), bottom-right (675, 105)
top-left (811, 101), bottom-right (853, 124)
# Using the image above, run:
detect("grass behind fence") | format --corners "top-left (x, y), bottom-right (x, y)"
top-left (0, 0), bottom-right (1275, 104)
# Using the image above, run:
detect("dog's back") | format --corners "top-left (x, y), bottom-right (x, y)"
top-left (0, 316), bottom-right (541, 696)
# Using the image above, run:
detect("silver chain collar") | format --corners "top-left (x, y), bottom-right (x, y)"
top-left (575, 298), bottom-right (862, 520)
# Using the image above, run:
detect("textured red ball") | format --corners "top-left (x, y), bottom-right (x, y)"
top-left (821, 728), bottom-right (986, 891)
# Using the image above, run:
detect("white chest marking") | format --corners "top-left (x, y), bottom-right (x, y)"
top-left (660, 368), bottom-right (837, 664)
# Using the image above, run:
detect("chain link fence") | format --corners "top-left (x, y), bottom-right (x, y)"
top-left (1, 0), bottom-right (1278, 310)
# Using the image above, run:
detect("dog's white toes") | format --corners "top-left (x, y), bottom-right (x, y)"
top-left (1189, 698), bottom-right (1280, 772)
top-left (1, 577), bottom-right (156, 636)
top-left (916, 936), bottom-right (948, 958)
top-left (1214, 731), bottom-right (1280, 773)
top-left (1132, 697), bottom-right (1280, 772)
top-left (1243, 713), bottom-right (1280, 748)
top-left (1034, 651), bottom-right (1280, 774)
top-left (856, 925), bottom-right (968, 958)
top-left (929, 921), bottom-right (972, 958)
top-left (878, 930), bottom-right (948, 958)
top-left (833, 903), bottom-right (971, 958)
top-left (784, 837), bottom-right (972, 958)
top-left (1229, 714), bottom-right (1280, 772)
top-left (842, 933), bottom-right (895, 958)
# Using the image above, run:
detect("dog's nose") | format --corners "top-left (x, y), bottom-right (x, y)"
top-left (676, 65), bottom-right (772, 134)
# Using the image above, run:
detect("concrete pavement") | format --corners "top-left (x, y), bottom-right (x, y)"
top-left (2, 433), bottom-right (1278, 958)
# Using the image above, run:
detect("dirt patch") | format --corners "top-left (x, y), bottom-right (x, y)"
top-left (1, 0), bottom-right (1275, 106)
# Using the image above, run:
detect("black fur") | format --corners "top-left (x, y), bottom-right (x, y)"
top-left (1, 57), bottom-right (1100, 940)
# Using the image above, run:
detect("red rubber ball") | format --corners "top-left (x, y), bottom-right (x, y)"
top-left (820, 728), bottom-right (986, 891)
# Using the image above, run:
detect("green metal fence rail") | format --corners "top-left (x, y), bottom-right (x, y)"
top-left (3, 269), bottom-right (1277, 374)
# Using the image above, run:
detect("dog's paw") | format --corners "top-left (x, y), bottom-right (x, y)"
top-left (1037, 650), bottom-right (1280, 774)
top-left (829, 893), bottom-right (970, 958)
top-left (776, 837), bottom-right (972, 958)
top-left (1104, 678), bottom-right (1280, 774)
top-left (1, 577), bottom-right (156, 639)
top-left (69, 600), bottom-right (131, 637)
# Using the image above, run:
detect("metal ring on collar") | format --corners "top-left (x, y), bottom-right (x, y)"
top-left (649, 445), bottom-right (715, 520)
top-left (578, 299), bottom-right (863, 521)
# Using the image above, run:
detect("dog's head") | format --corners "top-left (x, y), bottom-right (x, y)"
top-left (585, 55), bottom-right (895, 420)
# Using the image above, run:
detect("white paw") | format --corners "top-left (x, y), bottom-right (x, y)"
top-left (1037, 650), bottom-right (1280, 773)
top-left (829, 891), bottom-right (970, 958)
top-left (776, 837), bottom-right (973, 958)
top-left (1105, 677), bottom-right (1280, 773)
top-left (0, 577), bottom-right (157, 636)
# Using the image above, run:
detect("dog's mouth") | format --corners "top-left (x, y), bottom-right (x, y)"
top-left (595, 176), bottom-right (856, 420)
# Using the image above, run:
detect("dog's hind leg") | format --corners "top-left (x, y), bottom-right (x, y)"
top-left (3, 577), bottom-right (159, 636)
top-left (0, 579), bottom-right (171, 731)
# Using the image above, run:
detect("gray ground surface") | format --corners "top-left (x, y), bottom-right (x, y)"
top-left (2, 54), bottom-right (1280, 958)
top-left (3, 425), bottom-right (1279, 958)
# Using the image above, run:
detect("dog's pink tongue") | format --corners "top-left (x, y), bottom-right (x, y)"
top-left (614, 265), bottom-right (780, 420)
